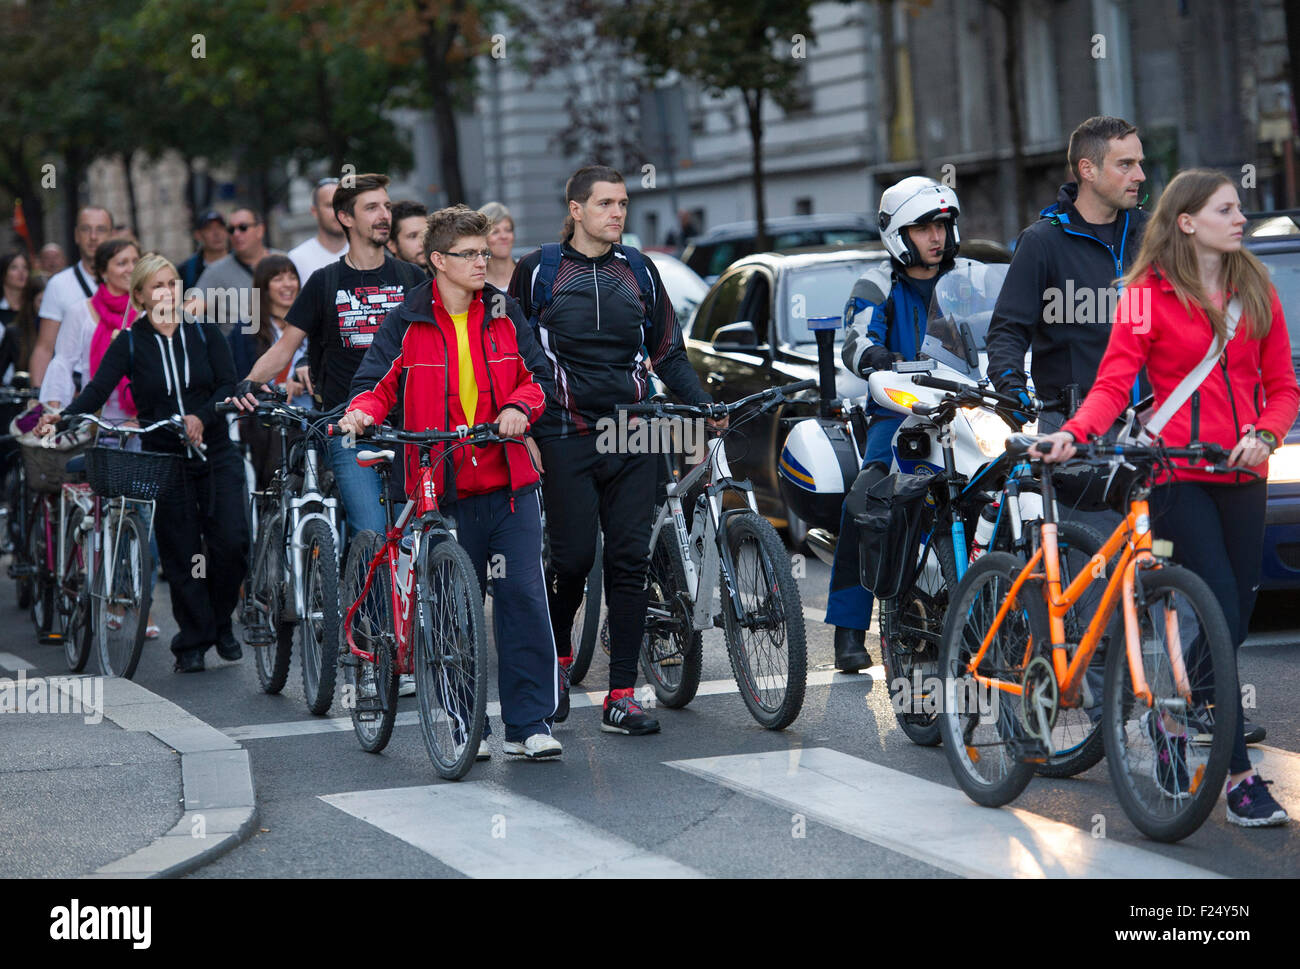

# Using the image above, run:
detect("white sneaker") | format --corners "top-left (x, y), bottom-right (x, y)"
top-left (398, 674), bottom-right (416, 697)
top-left (476, 740), bottom-right (491, 761)
top-left (502, 734), bottom-right (563, 759)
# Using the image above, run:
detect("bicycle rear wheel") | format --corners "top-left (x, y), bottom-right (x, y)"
top-left (415, 538), bottom-right (488, 780)
top-left (937, 551), bottom-right (1042, 807)
top-left (883, 531), bottom-right (958, 747)
top-left (300, 518), bottom-right (341, 715)
top-left (95, 510), bottom-right (151, 678)
top-left (29, 498), bottom-right (55, 642)
top-left (244, 509), bottom-right (292, 694)
top-left (342, 531), bottom-right (398, 753)
top-left (60, 511), bottom-right (92, 673)
top-left (640, 521), bottom-right (702, 708)
top-left (720, 511), bottom-right (807, 730)
top-left (1103, 564), bottom-right (1236, 843)
top-left (1035, 521), bottom-right (1110, 778)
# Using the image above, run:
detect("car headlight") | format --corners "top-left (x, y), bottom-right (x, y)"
top-left (1268, 444), bottom-right (1300, 483)
top-left (961, 406), bottom-right (1035, 458)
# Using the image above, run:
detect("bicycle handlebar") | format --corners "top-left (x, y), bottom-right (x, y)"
top-left (326, 421), bottom-right (507, 447)
top-left (617, 378), bottom-right (817, 418)
top-left (56, 413), bottom-right (189, 437)
top-left (1004, 433), bottom-right (1260, 478)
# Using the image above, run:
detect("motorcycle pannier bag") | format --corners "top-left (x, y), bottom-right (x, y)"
top-left (846, 466), bottom-right (934, 601)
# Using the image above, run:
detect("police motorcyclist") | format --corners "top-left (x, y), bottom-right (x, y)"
top-left (830, 176), bottom-right (961, 672)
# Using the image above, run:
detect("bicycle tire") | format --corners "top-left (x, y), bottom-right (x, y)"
top-left (342, 531), bottom-right (398, 753)
top-left (883, 530), bottom-right (958, 747)
top-left (95, 510), bottom-right (151, 678)
top-left (937, 551), bottom-right (1042, 807)
top-left (1102, 564), bottom-right (1236, 843)
top-left (1034, 520), bottom-right (1111, 779)
top-left (29, 498), bottom-right (55, 641)
top-left (567, 530), bottom-right (603, 686)
top-left (720, 511), bottom-right (807, 730)
top-left (415, 538), bottom-right (488, 780)
top-left (640, 522), bottom-right (703, 708)
top-left (60, 510), bottom-right (92, 673)
top-left (300, 518), bottom-right (342, 715)
top-left (245, 509), bottom-right (292, 694)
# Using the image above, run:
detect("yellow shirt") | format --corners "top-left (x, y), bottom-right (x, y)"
top-left (451, 311), bottom-right (478, 423)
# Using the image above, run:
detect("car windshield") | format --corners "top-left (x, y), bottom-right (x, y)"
top-left (921, 261), bottom-right (1010, 376)
top-left (1254, 248), bottom-right (1300, 361)
top-left (783, 259), bottom-right (887, 345)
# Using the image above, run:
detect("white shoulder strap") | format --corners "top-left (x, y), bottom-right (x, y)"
top-left (1143, 297), bottom-right (1241, 437)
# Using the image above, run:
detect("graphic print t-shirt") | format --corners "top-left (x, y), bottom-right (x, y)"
top-left (286, 254), bottom-right (423, 408)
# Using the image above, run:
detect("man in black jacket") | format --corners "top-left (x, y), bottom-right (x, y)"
top-left (510, 165), bottom-right (714, 737)
top-left (986, 116), bottom-right (1148, 416)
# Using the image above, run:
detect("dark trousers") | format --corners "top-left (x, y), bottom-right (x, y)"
top-left (154, 444), bottom-right (250, 655)
top-left (451, 488), bottom-right (558, 741)
top-left (540, 433), bottom-right (657, 691)
top-left (1149, 479), bottom-right (1267, 775)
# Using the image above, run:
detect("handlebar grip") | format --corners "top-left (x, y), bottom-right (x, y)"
top-left (214, 401), bottom-right (240, 415)
top-left (911, 402), bottom-right (935, 417)
top-left (782, 379), bottom-right (818, 395)
top-left (911, 374), bottom-right (969, 394)
top-left (55, 417), bottom-right (71, 432)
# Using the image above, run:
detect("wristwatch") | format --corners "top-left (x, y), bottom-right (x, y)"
top-left (1257, 428), bottom-right (1279, 452)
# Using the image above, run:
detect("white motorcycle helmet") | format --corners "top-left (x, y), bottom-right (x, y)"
top-left (878, 176), bottom-right (961, 267)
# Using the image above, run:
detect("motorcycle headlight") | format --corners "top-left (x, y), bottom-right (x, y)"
top-left (961, 406), bottom-right (1035, 458)
top-left (1268, 444), bottom-right (1300, 483)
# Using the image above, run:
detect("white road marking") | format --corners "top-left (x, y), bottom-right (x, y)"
top-left (320, 783), bottom-right (703, 878)
top-left (667, 747), bottom-right (1222, 879)
top-left (0, 652), bottom-right (35, 671)
top-left (222, 667), bottom-right (885, 741)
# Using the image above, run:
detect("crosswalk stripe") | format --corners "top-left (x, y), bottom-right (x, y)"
top-left (222, 667), bottom-right (884, 741)
top-left (320, 782), bottom-right (703, 878)
top-left (0, 652), bottom-right (35, 672)
top-left (666, 747), bottom-right (1222, 879)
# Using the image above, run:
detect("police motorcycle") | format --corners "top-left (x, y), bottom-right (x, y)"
top-left (779, 260), bottom-right (1068, 747)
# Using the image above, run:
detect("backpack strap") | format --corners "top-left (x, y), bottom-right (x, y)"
top-left (615, 243), bottom-right (656, 331)
top-left (528, 243), bottom-right (564, 333)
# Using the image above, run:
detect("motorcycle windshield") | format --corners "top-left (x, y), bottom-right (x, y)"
top-left (920, 261), bottom-right (1009, 377)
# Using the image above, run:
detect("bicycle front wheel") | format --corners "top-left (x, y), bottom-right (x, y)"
top-left (342, 531), bottom-right (398, 753)
top-left (244, 509), bottom-right (292, 694)
top-left (300, 518), bottom-right (341, 715)
top-left (415, 538), bottom-right (488, 780)
top-left (95, 510), bottom-right (152, 678)
top-left (937, 551), bottom-right (1042, 807)
top-left (567, 530), bottom-right (603, 687)
top-left (720, 511), bottom-right (806, 730)
top-left (1103, 564), bottom-right (1236, 843)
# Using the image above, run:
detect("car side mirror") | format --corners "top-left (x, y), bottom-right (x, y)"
top-left (712, 321), bottom-right (760, 350)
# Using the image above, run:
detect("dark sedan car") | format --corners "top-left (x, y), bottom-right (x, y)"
top-left (684, 241), bottom-right (1011, 539)
top-left (1246, 212), bottom-right (1300, 591)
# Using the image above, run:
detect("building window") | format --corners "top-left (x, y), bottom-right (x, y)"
top-left (1092, 0), bottom-right (1135, 121)
top-left (794, 197), bottom-right (813, 216)
top-left (644, 211), bottom-right (660, 247)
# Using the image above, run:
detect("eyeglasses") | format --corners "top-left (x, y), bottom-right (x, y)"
top-left (438, 250), bottom-right (492, 262)
top-left (229, 223), bottom-right (259, 234)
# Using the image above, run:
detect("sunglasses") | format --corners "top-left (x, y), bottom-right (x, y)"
top-left (229, 223), bottom-right (259, 234)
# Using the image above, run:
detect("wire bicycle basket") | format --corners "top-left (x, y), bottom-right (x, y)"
top-left (85, 447), bottom-right (182, 501)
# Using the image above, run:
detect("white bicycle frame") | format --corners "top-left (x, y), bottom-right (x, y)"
top-left (279, 436), bottom-right (341, 622)
top-left (647, 436), bottom-right (757, 634)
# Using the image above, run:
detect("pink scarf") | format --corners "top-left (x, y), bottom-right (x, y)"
top-left (89, 285), bottom-right (136, 415)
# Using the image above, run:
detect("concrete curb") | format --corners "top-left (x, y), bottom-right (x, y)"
top-left (51, 676), bottom-right (257, 878)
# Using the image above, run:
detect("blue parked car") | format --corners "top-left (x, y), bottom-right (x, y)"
top-left (1246, 212), bottom-right (1300, 590)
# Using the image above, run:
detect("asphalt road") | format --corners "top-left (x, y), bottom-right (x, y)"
top-left (3, 542), bottom-right (1298, 878)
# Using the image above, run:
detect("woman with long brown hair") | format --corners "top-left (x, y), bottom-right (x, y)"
top-left (1036, 169), bottom-right (1299, 827)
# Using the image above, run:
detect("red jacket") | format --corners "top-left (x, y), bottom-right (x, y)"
top-left (347, 278), bottom-right (551, 501)
top-left (1063, 268), bottom-right (1299, 483)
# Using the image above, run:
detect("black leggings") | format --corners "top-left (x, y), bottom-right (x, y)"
top-left (1148, 479), bottom-right (1266, 775)
top-left (540, 433), bottom-right (657, 692)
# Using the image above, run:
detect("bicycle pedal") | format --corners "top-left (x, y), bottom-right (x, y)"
top-left (38, 633), bottom-right (64, 645)
top-left (1008, 737), bottom-right (1050, 764)
top-left (354, 695), bottom-right (383, 721)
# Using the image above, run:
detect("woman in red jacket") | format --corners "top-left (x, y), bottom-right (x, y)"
top-left (1036, 169), bottom-right (1298, 828)
top-left (341, 206), bottom-right (562, 760)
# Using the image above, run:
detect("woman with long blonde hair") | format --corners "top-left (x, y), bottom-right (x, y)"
top-left (1037, 169), bottom-right (1299, 826)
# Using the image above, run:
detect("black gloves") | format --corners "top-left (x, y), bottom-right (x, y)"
top-left (859, 344), bottom-right (895, 376)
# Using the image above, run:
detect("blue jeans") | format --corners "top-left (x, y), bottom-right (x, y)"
top-left (327, 435), bottom-right (386, 537)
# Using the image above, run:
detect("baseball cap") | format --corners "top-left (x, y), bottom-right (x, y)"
top-left (194, 209), bottom-right (225, 229)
